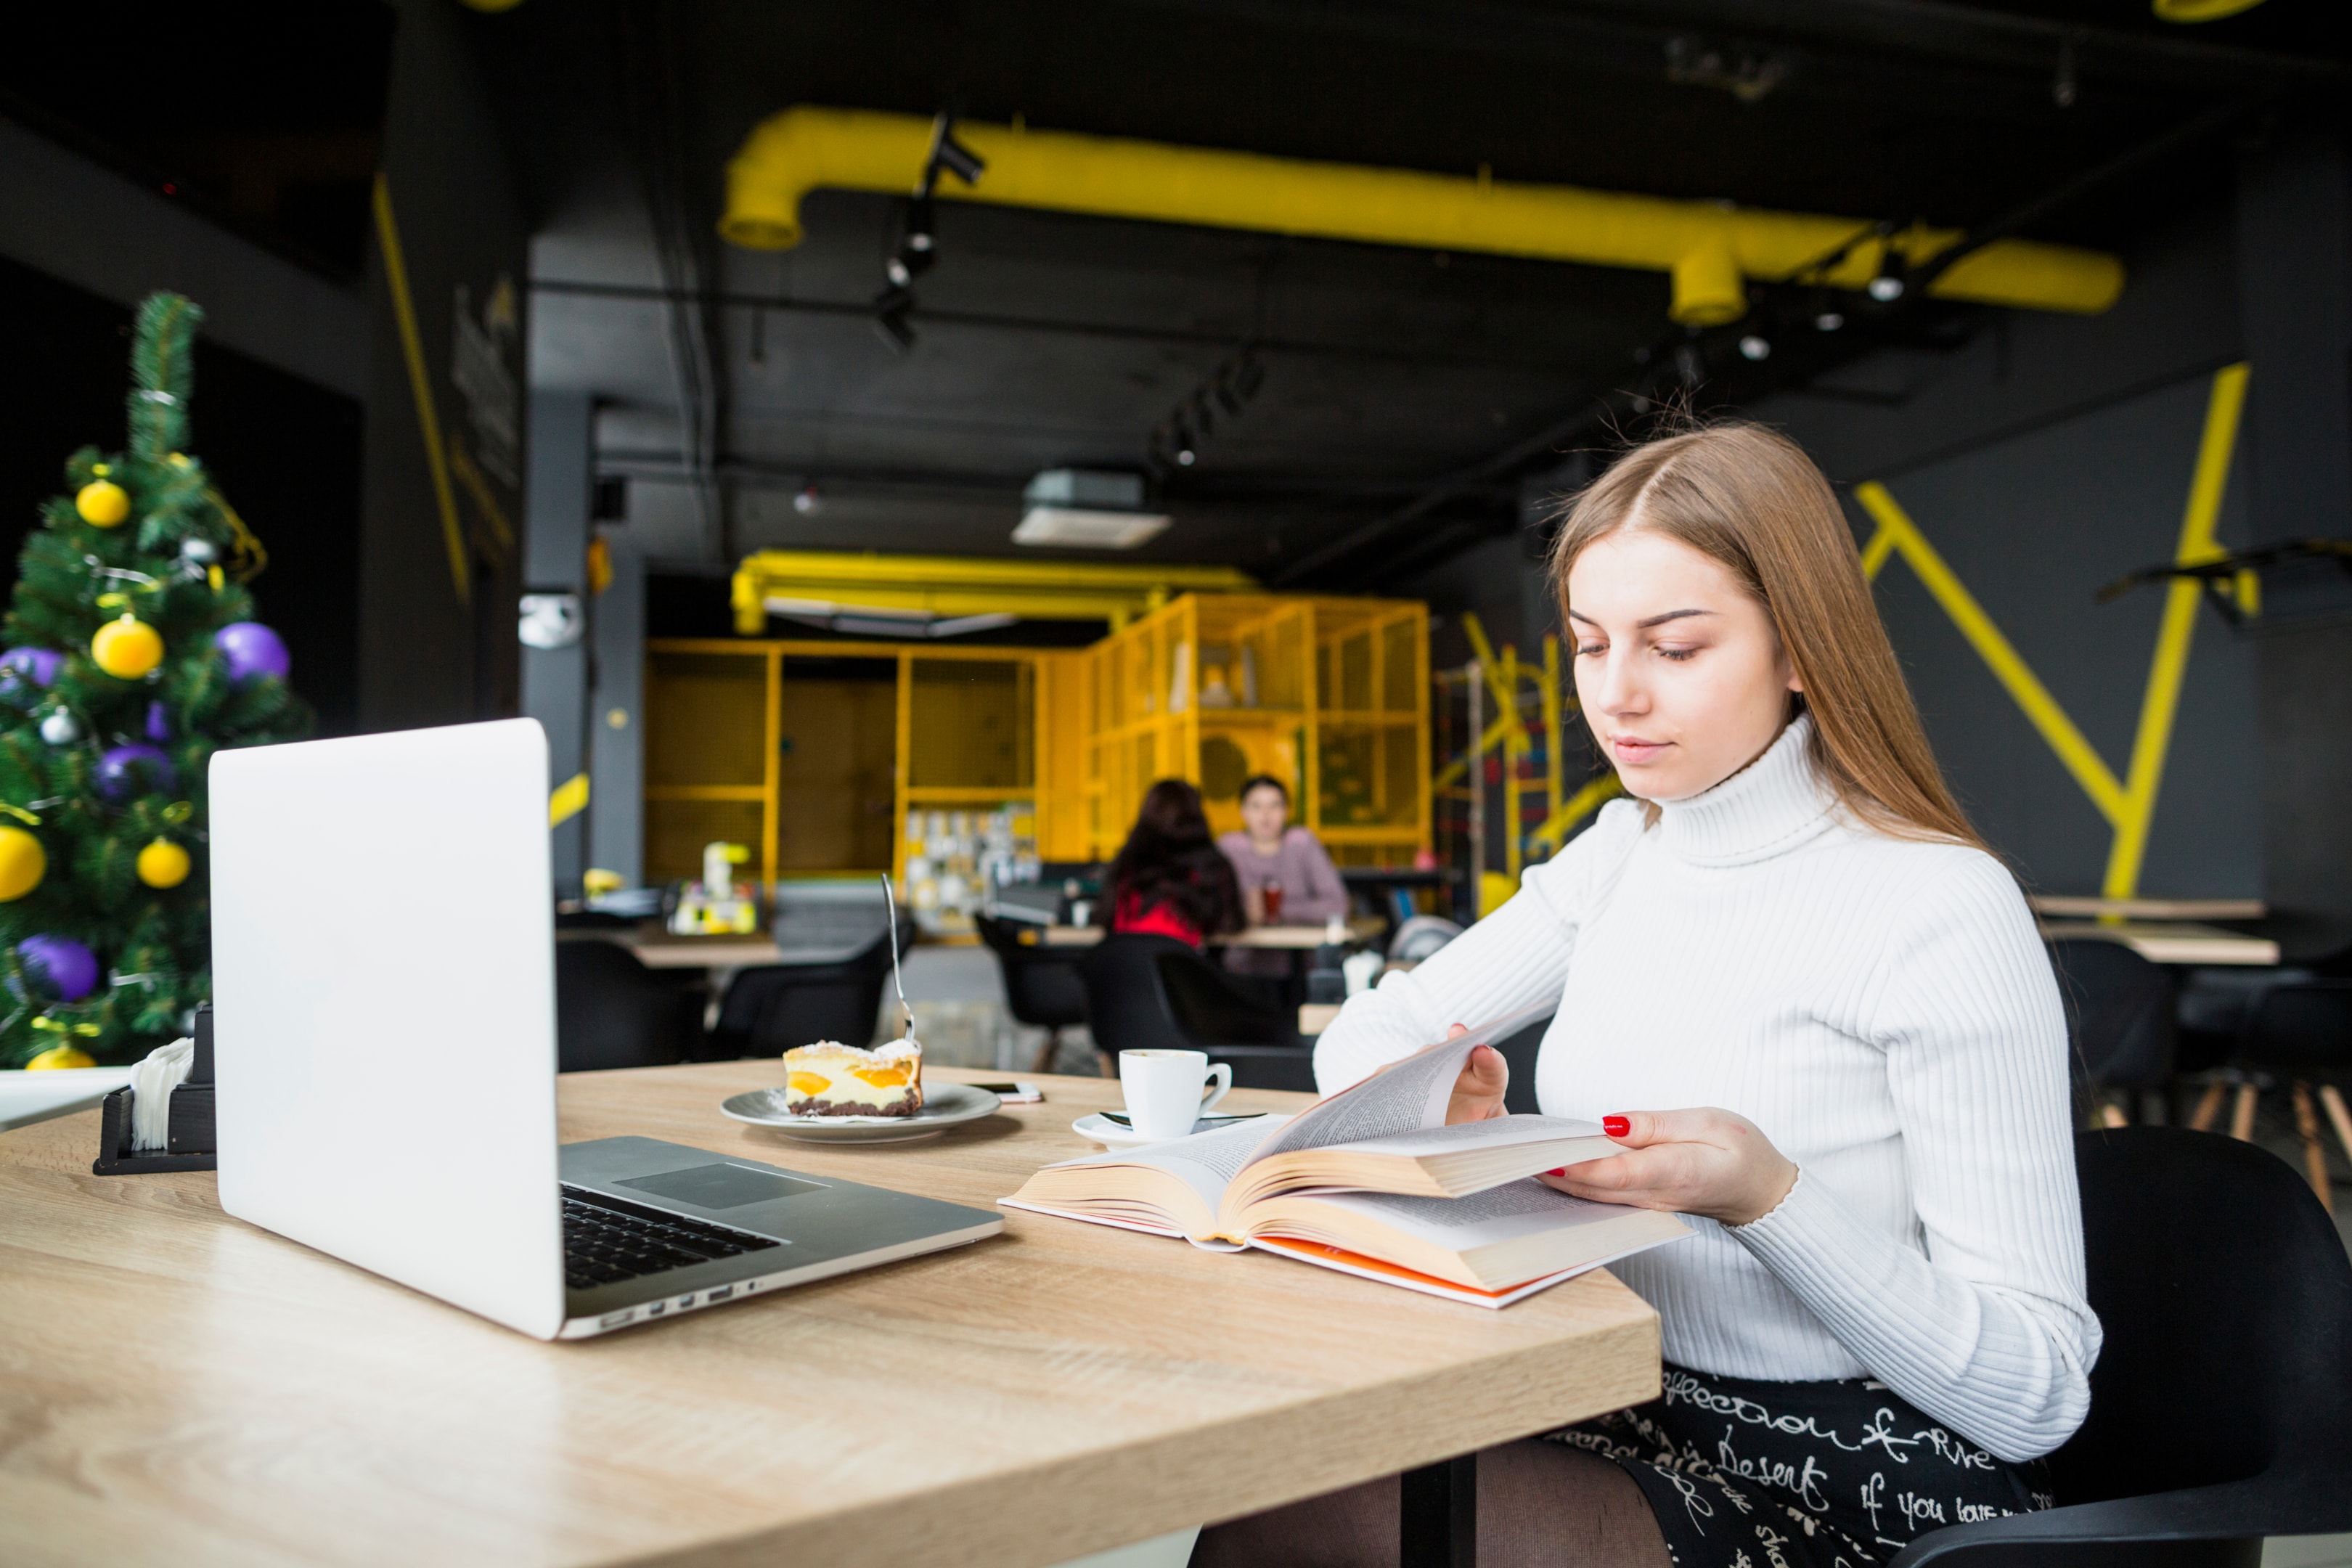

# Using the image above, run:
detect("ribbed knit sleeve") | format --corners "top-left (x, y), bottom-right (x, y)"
top-left (1727, 851), bottom-right (2101, 1461)
top-left (1312, 801), bottom-right (1643, 1095)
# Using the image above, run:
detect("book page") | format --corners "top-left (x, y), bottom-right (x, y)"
top-left (1291, 1179), bottom-right (1673, 1248)
top-left (1037, 1115), bottom-right (1289, 1214)
top-left (1245, 1001), bottom-right (1557, 1163)
top-left (1318, 1114), bottom-right (1607, 1158)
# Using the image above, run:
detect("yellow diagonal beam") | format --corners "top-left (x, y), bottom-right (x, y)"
top-left (1459, 613), bottom-right (1534, 735)
top-left (1854, 482), bottom-right (2128, 825)
top-left (373, 174), bottom-right (470, 604)
top-left (2101, 362), bottom-right (2249, 899)
top-left (1529, 770), bottom-right (1622, 852)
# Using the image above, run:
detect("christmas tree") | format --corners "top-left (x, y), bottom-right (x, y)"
top-left (0, 293), bottom-right (311, 1069)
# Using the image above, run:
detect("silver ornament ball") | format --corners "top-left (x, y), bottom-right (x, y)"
top-left (180, 537), bottom-right (219, 565)
top-left (38, 709), bottom-right (81, 746)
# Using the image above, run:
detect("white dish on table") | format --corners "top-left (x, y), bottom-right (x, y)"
top-left (1071, 1111), bottom-right (1283, 1148)
top-left (720, 1081), bottom-right (1001, 1144)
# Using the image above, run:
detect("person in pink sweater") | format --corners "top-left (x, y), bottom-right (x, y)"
top-left (1216, 775), bottom-right (1347, 980)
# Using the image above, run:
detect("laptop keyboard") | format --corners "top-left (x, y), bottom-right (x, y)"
top-left (560, 1185), bottom-right (782, 1292)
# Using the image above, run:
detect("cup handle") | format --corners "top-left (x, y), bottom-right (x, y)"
top-left (1199, 1063), bottom-right (1233, 1116)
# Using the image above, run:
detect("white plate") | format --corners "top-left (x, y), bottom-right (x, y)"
top-left (721, 1081), bottom-right (1002, 1143)
top-left (1071, 1111), bottom-right (1280, 1148)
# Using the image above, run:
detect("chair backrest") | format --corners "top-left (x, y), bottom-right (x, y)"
top-left (974, 915), bottom-right (1090, 1030)
top-left (554, 939), bottom-right (696, 1071)
top-left (2050, 1126), bottom-right (2352, 1507)
top-left (2046, 938), bottom-right (2176, 1092)
top-left (2238, 980), bottom-right (2352, 1074)
top-left (1077, 933), bottom-right (1198, 1055)
top-left (1155, 947), bottom-right (1295, 1047)
top-left (710, 920), bottom-right (907, 1058)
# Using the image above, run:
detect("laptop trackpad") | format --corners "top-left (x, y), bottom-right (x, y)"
top-left (615, 1163), bottom-right (824, 1210)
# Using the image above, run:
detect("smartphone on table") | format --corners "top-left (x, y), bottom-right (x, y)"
top-left (970, 1082), bottom-right (1044, 1103)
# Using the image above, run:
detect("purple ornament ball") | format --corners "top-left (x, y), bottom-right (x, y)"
top-left (214, 622), bottom-right (290, 685)
top-left (20, 934), bottom-right (99, 1003)
top-left (146, 700), bottom-right (171, 743)
top-left (0, 647), bottom-right (62, 704)
top-left (96, 743), bottom-right (176, 804)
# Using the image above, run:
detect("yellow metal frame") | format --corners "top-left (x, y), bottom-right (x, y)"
top-left (730, 550), bottom-right (1258, 636)
top-left (721, 106), bottom-right (2123, 323)
top-left (1078, 594), bottom-right (1431, 866)
top-left (1854, 362), bottom-right (2250, 900)
top-left (1438, 614), bottom-right (1620, 875)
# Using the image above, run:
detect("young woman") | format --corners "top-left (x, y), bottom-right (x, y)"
top-left (1106, 778), bottom-right (1243, 947)
top-left (1217, 774), bottom-right (1348, 929)
top-left (1196, 422), bottom-right (2095, 1568)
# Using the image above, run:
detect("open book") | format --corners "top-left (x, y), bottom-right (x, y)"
top-left (1003, 1009), bottom-right (1690, 1306)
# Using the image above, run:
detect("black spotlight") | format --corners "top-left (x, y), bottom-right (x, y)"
top-left (926, 115), bottom-right (987, 187)
top-left (873, 285), bottom-right (917, 353)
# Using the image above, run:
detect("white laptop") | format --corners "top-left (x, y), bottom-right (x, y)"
top-left (209, 718), bottom-right (1000, 1340)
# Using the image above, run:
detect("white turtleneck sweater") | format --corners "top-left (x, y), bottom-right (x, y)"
top-left (1316, 716), bottom-right (2099, 1463)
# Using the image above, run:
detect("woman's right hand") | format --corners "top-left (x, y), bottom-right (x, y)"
top-left (1442, 1024), bottom-right (1510, 1123)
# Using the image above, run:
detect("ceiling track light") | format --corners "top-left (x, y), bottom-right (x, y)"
top-left (1737, 333), bottom-right (1771, 362)
top-left (872, 284), bottom-right (916, 353)
top-left (870, 113), bottom-right (988, 354)
top-left (1143, 344), bottom-right (1264, 476)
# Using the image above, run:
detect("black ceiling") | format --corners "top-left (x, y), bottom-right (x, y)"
top-left (478, 0), bottom-right (2343, 589)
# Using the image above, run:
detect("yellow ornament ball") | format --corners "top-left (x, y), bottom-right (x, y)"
top-left (0, 823), bottom-right (44, 901)
top-left (25, 1044), bottom-right (96, 1071)
top-left (137, 838), bottom-right (191, 889)
top-left (75, 479), bottom-right (131, 527)
top-left (91, 614), bottom-right (163, 679)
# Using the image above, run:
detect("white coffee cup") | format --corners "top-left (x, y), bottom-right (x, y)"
top-left (1119, 1049), bottom-right (1233, 1140)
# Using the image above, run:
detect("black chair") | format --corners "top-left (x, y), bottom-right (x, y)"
top-left (554, 939), bottom-right (702, 1071)
top-left (708, 913), bottom-right (915, 1059)
top-left (1079, 932), bottom-right (1316, 1091)
top-left (2218, 979), bottom-right (2352, 1211)
top-left (976, 912), bottom-right (1090, 1074)
top-left (2046, 937), bottom-right (2177, 1125)
top-left (1893, 1126), bottom-right (2352, 1565)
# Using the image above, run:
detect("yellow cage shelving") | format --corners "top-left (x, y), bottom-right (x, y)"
top-left (1080, 594), bottom-right (1430, 866)
top-left (643, 639), bottom-right (1088, 899)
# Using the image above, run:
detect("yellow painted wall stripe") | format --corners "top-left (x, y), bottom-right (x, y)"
top-left (550, 772), bottom-right (590, 828)
top-left (2101, 362), bottom-right (2249, 899)
top-left (1855, 362), bottom-right (2249, 900)
top-left (372, 173), bottom-right (472, 603)
top-left (1854, 482), bottom-right (2128, 825)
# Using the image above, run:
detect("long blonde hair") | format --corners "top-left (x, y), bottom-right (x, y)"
top-left (1548, 420), bottom-right (1984, 850)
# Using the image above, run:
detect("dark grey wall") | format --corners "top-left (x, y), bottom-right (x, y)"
top-left (357, 0), bottom-right (530, 734)
top-left (1744, 203), bottom-right (2262, 906)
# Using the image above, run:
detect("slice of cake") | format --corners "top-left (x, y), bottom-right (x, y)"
top-left (782, 1039), bottom-right (924, 1117)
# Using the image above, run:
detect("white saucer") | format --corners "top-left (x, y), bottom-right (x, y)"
top-left (722, 1081), bottom-right (1001, 1143)
top-left (1071, 1111), bottom-right (1281, 1148)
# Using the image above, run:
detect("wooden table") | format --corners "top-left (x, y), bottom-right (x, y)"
top-left (0, 1064), bottom-right (1660, 1568)
top-left (1042, 917), bottom-right (1387, 950)
top-left (2038, 919), bottom-right (2280, 966)
top-left (2028, 895), bottom-right (2266, 922)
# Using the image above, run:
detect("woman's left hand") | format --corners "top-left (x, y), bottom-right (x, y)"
top-left (1540, 1108), bottom-right (1798, 1227)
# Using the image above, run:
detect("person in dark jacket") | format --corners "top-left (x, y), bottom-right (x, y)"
top-left (1106, 779), bottom-right (1243, 947)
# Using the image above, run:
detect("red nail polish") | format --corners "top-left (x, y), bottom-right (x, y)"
top-left (1545, 1167), bottom-right (1567, 1177)
top-left (1603, 1115), bottom-right (1630, 1138)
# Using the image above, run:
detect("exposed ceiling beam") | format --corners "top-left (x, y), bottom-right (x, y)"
top-left (529, 278), bottom-right (1610, 375)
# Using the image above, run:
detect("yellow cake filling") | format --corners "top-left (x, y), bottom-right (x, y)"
top-left (780, 1040), bottom-right (924, 1116)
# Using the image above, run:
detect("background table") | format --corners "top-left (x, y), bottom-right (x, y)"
top-left (1042, 917), bottom-right (1386, 950)
top-left (2036, 918), bottom-right (2279, 966)
top-left (0, 1063), bottom-right (1661, 1568)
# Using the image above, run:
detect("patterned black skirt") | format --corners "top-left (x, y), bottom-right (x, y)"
top-left (1548, 1365), bottom-right (2054, 1567)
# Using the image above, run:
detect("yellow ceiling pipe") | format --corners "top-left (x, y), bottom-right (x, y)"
top-left (732, 549), bottom-right (1257, 634)
top-left (720, 106), bottom-right (2123, 324)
